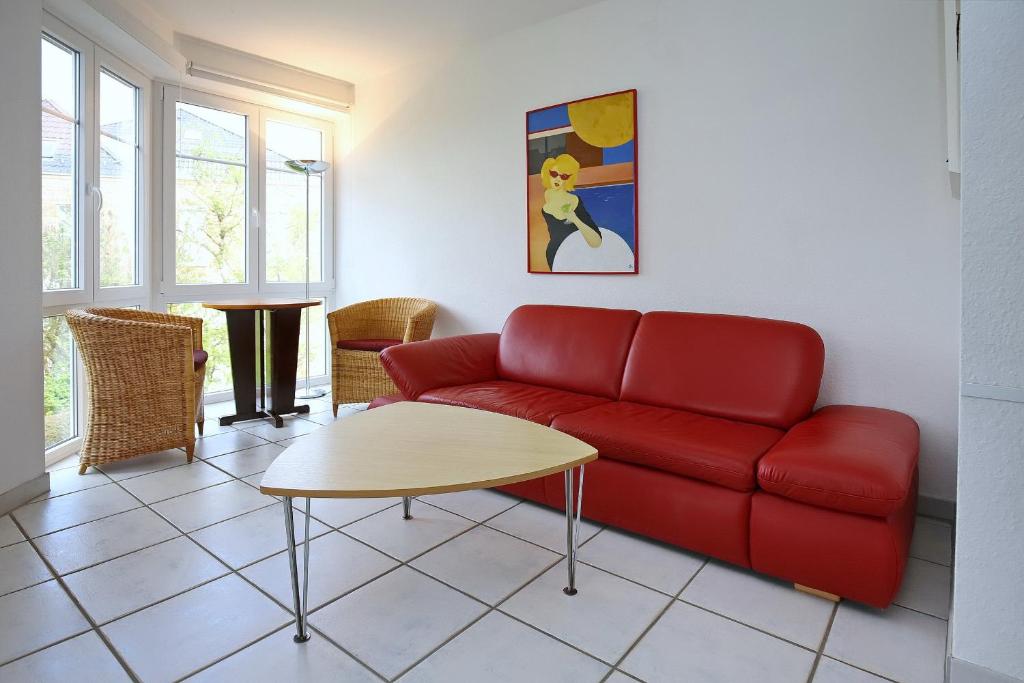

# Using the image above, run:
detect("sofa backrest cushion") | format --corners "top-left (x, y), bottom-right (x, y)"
top-left (497, 305), bottom-right (641, 399)
top-left (620, 312), bottom-right (824, 429)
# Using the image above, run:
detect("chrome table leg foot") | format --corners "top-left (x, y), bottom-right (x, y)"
top-left (402, 496), bottom-right (412, 520)
top-left (563, 465), bottom-right (585, 596)
top-left (283, 496), bottom-right (311, 642)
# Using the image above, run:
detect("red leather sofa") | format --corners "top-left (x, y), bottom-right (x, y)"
top-left (375, 305), bottom-right (919, 607)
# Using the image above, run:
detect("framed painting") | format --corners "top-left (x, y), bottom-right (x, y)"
top-left (526, 89), bottom-right (638, 274)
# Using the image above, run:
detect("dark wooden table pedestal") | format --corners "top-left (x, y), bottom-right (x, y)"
top-left (203, 300), bottom-right (321, 428)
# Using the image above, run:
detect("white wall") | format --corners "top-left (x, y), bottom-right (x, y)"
top-left (0, 0), bottom-right (46, 501)
top-left (952, 1), bottom-right (1024, 680)
top-left (339, 0), bottom-right (961, 502)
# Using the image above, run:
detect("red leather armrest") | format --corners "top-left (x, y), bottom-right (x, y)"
top-left (757, 405), bottom-right (919, 517)
top-left (380, 333), bottom-right (499, 400)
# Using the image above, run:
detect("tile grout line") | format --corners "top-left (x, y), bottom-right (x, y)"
top-left (3, 513), bottom-right (142, 682)
top-left (805, 599), bottom-right (839, 682)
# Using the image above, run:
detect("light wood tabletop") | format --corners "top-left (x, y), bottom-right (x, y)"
top-left (202, 299), bottom-right (321, 311)
top-left (260, 402), bottom-right (598, 499)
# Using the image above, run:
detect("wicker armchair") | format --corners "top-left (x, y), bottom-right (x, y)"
top-left (66, 307), bottom-right (206, 475)
top-left (328, 298), bottom-right (438, 413)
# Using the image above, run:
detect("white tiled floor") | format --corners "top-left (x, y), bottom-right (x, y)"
top-left (0, 397), bottom-right (954, 682)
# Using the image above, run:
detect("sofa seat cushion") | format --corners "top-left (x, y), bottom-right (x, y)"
top-left (337, 338), bottom-right (402, 352)
top-left (193, 349), bottom-right (208, 370)
top-left (418, 381), bottom-right (608, 425)
top-left (757, 405), bottom-right (919, 516)
top-left (551, 402), bottom-right (784, 491)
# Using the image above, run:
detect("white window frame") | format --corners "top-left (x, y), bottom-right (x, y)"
top-left (42, 13), bottom-right (151, 464)
top-left (158, 85), bottom-right (336, 400)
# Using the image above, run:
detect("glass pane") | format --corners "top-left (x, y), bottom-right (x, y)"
top-left (265, 121), bottom-right (324, 283)
top-left (265, 171), bottom-right (322, 282)
top-left (43, 316), bottom-right (76, 449)
top-left (99, 71), bottom-right (138, 288)
top-left (175, 157), bottom-right (247, 284)
top-left (168, 303), bottom-right (232, 393)
top-left (298, 300), bottom-right (327, 383)
top-left (176, 102), bottom-right (245, 163)
top-left (41, 36), bottom-right (78, 291)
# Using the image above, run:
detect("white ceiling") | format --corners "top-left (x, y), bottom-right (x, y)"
top-left (138, 0), bottom-right (605, 84)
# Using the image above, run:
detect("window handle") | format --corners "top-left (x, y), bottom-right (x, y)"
top-left (88, 184), bottom-right (104, 213)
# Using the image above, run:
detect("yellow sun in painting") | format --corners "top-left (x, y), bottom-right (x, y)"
top-left (567, 92), bottom-right (635, 148)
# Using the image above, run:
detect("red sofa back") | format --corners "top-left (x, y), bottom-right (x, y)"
top-left (497, 305), bottom-right (641, 399)
top-left (620, 312), bottom-right (825, 429)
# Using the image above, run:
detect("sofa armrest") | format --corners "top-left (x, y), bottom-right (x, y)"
top-left (757, 405), bottom-right (919, 516)
top-left (380, 333), bottom-right (499, 399)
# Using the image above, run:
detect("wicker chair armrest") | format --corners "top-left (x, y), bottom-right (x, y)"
top-left (402, 301), bottom-right (439, 343)
top-left (86, 307), bottom-right (203, 350)
top-left (327, 301), bottom-right (379, 343)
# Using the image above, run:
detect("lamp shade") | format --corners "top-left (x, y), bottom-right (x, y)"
top-left (285, 159), bottom-right (330, 174)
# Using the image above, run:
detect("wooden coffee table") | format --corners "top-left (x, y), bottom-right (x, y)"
top-left (260, 402), bottom-right (597, 643)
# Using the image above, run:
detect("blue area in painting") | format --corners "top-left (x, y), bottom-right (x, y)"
top-left (528, 105), bottom-right (570, 133)
top-left (575, 183), bottom-right (635, 252)
top-left (602, 140), bottom-right (635, 165)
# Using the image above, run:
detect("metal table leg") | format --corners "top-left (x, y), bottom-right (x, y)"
top-left (563, 464), bottom-right (585, 596)
top-left (283, 496), bottom-right (311, 642)
top-left (402, 496), bottom-right (413, 520)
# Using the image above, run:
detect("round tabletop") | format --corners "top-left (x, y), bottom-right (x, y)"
top-left (202, 299), bottom-right (322, 311)
top-left (260, 402), bottom-right (598, 499)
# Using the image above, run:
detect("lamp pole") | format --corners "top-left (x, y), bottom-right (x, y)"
top-left (286, 159), bottom-right (329, 400)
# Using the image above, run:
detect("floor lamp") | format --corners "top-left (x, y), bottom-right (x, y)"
top-left (285, 159), bottom-right (329, 400)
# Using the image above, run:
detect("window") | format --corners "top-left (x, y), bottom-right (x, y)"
top-left (41, 16), bottom-right (149, 459)
top-left (99, 71), bottom-right (141, 288)
top-left (162, 89), bottom-right (334, 397)
top-left (174, 102), bottom-right (248, 285)
top-left (41, 35), bottom-right (79, 292)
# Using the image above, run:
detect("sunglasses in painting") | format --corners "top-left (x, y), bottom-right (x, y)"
top-left (548, 170), bottom-right (571, 180)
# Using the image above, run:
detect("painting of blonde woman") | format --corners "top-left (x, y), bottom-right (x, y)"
top-left (526, 90), bottom-right (637, 274)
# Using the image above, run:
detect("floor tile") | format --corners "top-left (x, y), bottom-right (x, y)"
top-left (825, 602), bottom-right (947, 683)
top-left (310, 566), bottom-right (486, 679)
top-left (242, 472), bottom-right (267, 489)
top-left (193, 430), bottom-right (268, 459)
top-left (909, 517), bottom-right (952, 566)
top-left (206, 442), bottom-right (285, 478)
top-left (188, 627), bottom-right (377, 682)
top-left (196, 418), bottom-right (237, 437)
top-left (118, 460), bottom-right (232, 504)
top-left (42, 466), bottom-right (110, 498)
top-left (502, 560), bottom-right (670, 663)
top-left (190, 504), bottom-right (331, 569)
top-left (894, 557), bottom-right (952, 619)
top-left (151, 480), bottom-right (274, 532)
top-left (304, 497), bottom-right (400, 528)
top-left (0, 580), bottom-right (90, 665)
top-left (64, 536), bottom-right (228, 624)
top-left (622, 601), bottom-right (815, 682)
top-left (242, 418), bottom-right (319, 442)
top-left (814, 656), bottom-right (888, 682)
top-left (203, 400), bottom-right (238, 419)
top-left (486, 501), bottom-right (601, 553)
top-left (97, 449), bottom-right (190, 481)
top-left (400, 610), bottom-right (608, 683)
top-left (421, 489), bottom-right (520, 522)
top-left (606, 672), bottom-right (641, 682)
top-left (344, 503), bottom-right (475, 561)
top-left (580, 528), bottom-right (704, 595)
top-left (411, 525), bottom-right (559, 604)
top-left (102, 574), bottom-right (290, 683)
top-left (300, 410), bottom-right (336, 426)
top-left (0, 515), bottom-right (24, 547)
top-left (0, 631), bottom-right (130, 682)
top-left (275, 435), bottom-right (309, 449)
top-left (46, 453), bottom-right (81, 472)
top-left (34, 507), bottom-right (179, 575)
top-left (0, 542), bottom-right (52, 596)
top-left (12, 484), bottom-right (140, 538)
top-left (681, 561), bottom-right (834, 649)
top-left (242, 532), bottom-right (397, 611)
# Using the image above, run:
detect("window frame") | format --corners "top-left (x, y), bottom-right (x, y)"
top-left (41, 14), bottom-right (151, 464)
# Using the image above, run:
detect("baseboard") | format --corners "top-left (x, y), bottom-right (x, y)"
top-left (0, 472), bottom-right (50, 516)
top-left (919, 494), bottom-right (956, 522)
top-left (949, 656), bottom-right (1024, 683)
